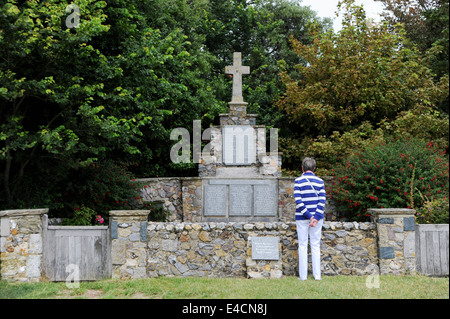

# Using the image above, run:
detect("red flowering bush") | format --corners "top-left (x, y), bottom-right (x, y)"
top-left (329, 138), bottom-right (449, 222)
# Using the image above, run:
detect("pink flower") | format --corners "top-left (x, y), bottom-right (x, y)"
top-left (96, 215), bottom-right (104, 224)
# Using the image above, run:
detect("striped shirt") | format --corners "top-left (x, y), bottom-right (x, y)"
top-left (294, 171), bottom-right (326, 221)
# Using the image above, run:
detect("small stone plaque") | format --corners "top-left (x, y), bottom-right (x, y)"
top-left (379, 246), bottom-right (395, 259)
top-left (377, 218), bottom-right (394, 224)
top-left (254, 185), bottom-right (277, 216)
top-left (111, 221), bottom-right (118, 239)
top-left (403, 217), bottom-right (416, 231)
top-left (251, 237), bottom-right (279, 260)
top-left (229, 185), bottom-right (252, 216)
top-left (204, 185), bottom-right (227, 216)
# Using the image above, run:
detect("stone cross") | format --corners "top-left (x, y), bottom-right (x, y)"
top-left (225, 52), bottom-right (250, 103)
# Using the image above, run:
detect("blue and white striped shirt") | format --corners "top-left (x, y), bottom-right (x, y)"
top-left (294, 172), bottom-right (326, 221)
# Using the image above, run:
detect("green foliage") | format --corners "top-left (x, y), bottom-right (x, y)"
top-left (415, 194), bottom-right (449, 224)
top-left (62, 205), bottom-right (98, 226)
top-left (278, 0), bottom-right (449, 176)
top-left (146, 202), bottom-right (171, 222)
top-left (277, 0), bottom-right (449, 138)
top-left (329, 138), bottom-right (449, 222)
top-left (300, 122), bottom-right (385, 175)
top-left (1, 0), bottom-right (329, 215)
top-left (376, 0), bottom-right (449, 106)
top-left (0, 0), bottom-right (219, 208)
top-left (55, 161), bottom-right (138, 219)
top-left (280, 105), bottom-right (449, 175)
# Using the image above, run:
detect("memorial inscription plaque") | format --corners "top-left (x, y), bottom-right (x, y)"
top-left (204, 185), bottom-right (227, 216)
top-left (251, 237), bottom-right (280, 260)
top-left (202, 179), bottom-right (278, 220)
top-left (254, 184), bottom-right (277, 216)
top-left (229, 185), bottom-right (252, 216)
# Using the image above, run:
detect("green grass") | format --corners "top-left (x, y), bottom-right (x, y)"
top-left (0, 275), bottom-right (448, 299)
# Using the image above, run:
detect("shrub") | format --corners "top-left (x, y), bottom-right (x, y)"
top-left (329, 137), bottom-right (449, 221)
top-left (146, 202), bottom-right (171, 222)
top-left (415, 195), bottom-right (449, 224)
top-left (53, 161), bottom-right (140, 223)
top-left (62, 206), bottom-right (96, 226)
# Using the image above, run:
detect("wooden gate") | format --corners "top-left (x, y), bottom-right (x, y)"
top-left (415, 224), bottom-right (449, 276)
top-left (43, 225), bottom-right (111, 281)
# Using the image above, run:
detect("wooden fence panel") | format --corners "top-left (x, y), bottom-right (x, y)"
top-left (44, 226), bottom-right (111, 281)
top-left (416, 224), bottom-right (449, 276)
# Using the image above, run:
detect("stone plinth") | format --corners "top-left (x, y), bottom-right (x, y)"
top-left (369, 208), bottom-right (416, 275)
top-left (0, 209), bottom-right (48, 282)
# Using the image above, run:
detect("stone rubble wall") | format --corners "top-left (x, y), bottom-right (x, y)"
top-left (135, 178), bottom-right (183, 221)
top-left (112, 219), bottom-right (379, 279)
top-left (1, 208), bottom-right (416, 282)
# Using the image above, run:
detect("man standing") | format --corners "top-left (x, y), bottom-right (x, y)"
top-left (294, 157), bottom-right (326, 281)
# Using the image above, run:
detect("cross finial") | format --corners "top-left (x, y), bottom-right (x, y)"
top-left (225, 52), bottom-right (250, 103)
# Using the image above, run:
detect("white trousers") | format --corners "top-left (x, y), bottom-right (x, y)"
top-left (296, 219), bottom-right (323, 280)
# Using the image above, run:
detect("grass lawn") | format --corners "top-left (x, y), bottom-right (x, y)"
top-left (0, 275), bottom-right (448, 299)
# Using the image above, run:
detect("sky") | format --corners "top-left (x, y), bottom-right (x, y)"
top-left (299, 0), bottom-right (385, 31)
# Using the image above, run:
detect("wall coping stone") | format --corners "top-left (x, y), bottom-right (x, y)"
top-left (0, 208), bottom-right (49, 217)
top-left (48, 225), bottom-right (109, 230)
top-left (109, 210), bottom-right (150, 218)
top-left (135, 177), bottom-right (182, 183)
top-left (368, 208), bottom-right (416, 217)
top-left (146, 221), bottom-right (376, 232)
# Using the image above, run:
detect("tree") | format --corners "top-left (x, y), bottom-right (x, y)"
top-left (197, 0), bottom-right (332, 129)
top-left (0, 0), bottom-right (218, 208)
top-left (277, 0), bottom-right (449, 138)
top-left (0, 0), bottom-right (332, 212)
top-left (375, 0), bottom-right (449, 112)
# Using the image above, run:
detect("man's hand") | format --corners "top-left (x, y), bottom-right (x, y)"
top-left (309, 217), bottom-right (318, 227)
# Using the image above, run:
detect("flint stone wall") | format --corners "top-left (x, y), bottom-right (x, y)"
top-left (112, 219), bottom-right (379, 279)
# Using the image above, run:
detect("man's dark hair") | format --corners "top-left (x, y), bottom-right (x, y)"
top-left (302, 157), bottom-right (316, 172)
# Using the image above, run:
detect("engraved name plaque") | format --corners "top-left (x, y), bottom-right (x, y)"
top-left (204, 185), bottom-right (227, 216)
top-left (229, 185), bottom-right (252, 216)
top-left (254, 185), bottom-right (277, 216)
